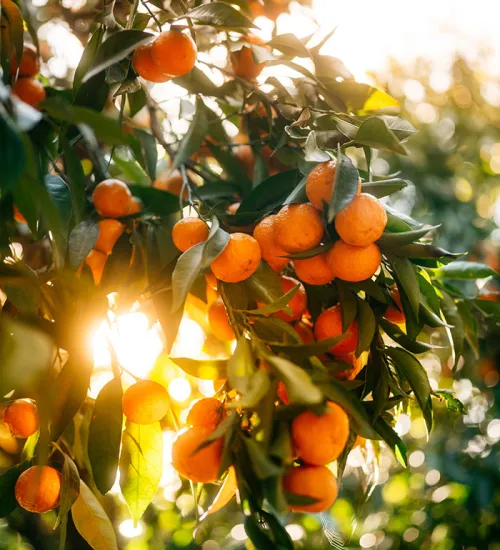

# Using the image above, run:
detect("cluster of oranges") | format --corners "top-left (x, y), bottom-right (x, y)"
top-left (84, 179), bottom-right (141, 285)
top-left (133, 29), bottom-right (197, 83)
top-left (10, 44), bottom-right (46, 107)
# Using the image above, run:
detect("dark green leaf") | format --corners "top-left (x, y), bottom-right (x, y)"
top-left (380, 319), bottom-right (439, 354)
top-left (269, 334), bottom-right (343, 359)
top-left (182, 2), bottom-right (257, 29)
top-left (387, 255), bottom-right (420, 319)
top-left (128, 88), bottom-right (148, 118)
top-left (0, 113), bottom-right (26, 190)
top-left (128, 185), bottom-right (180, 216)
top-left (54, 453), bottom-right (80, 529)
top-left (354, 117), bottom-right (407, 155)
top-left (356, 298), bottom-right (376, 355)
top-left (328, 151), bottom-right (359, 222)
top-left (336, 281), bottom-right (357, 331)
top-left (173, 97), bottom-right (209, 170)
top-left (304, 131), bottom-right (330, 162)
top-left (284, 242), bottom-right (332, 260)
top-left (435, 261), bottom-right (498, 280)
top-left (361, 178), bottom-right (409, 198)
top-left (135, 130), bottom-right (157, 181)
top-left (61, 137), bottom-right (86, 224)
top-left (440, 292), bottom-right (465, 369)
top-left (245, 284), bottom-right (297, 316)
top-left (378, 225), bottom-right (441, 246)
top-left (373, 416), bottom-right (407, 467)
top-left (68, 221), bottom-right (99, 270)
top-left (74, 27), bottom-right (104, 91)
top-left (435, 391), bottom-right (466, 414)
top-left (243, 438), bottom-right (282, 479)
top-left (244, 262), bottom-right (283, 304)
top-left (0, 462), bottom-right (29, 517)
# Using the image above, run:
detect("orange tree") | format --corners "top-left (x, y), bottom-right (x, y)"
top-left (0, 1), bottom-right (499, 548)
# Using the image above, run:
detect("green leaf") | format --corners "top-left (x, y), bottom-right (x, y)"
top-left (361, 178), bottom-right (409, 198)
top-left (385, 347), bottom-right (433, 435)
top-left (170, 358), bottom-right (227, 380)
top-left (61, 136), bottom-right (86, 224)
top-left (88, 379), bottom-right (123, 495)
top-left (370, 351), bottom-right (390, 421)
top-left (127, 185), bottom-right (180, 216)
top-left (440, 292), bottom-right (464, 369)
top-left (244, 262), bottom-right (283, 304)
top-left (387, 256), bottom-right (420, 319)
top-left (135, 130), bottom-right (157, 181)
top-left (172, 97), bottom-right (209, 170)
top-left (373, 416), bottom-right (407, 467)
top-left (378, 225), bottom-right (441, 246)
top-left (128, 88), bottom-right (147, 118)
top-left (0, 115), bottom-right (26, 191)
top-left (236, 369), bottom-right (271, 409)
top-left (379, 319), bottom-right (439, 354)
top-left (68, 221), bottom-right (99, 270)
top-left (435, 261), bottom-right (498, 280)
top-left (83, 30), bottom-right (153, 82)
top-left (245, 284), bottom-right (297, 316)
top-left (74, 27), bottom-right (104, 91)
top-left (284, 242), bottom-right (332, 260)
top-left (336, 281), bottom-right (357, 331)
top-left (304, 131), bottom-right (330, 162)
top-left (269, 334), bottom-right (343, 359)
top-left (354, 117), bottom-right (407, 155)
top-left (328, 151), bottom-right (359, 222)
top-left (72, 480), bottom-right (118, 550)
top-left (356, 298), bottom-right (376, 355)
top-left (266, 356), bottom-right (323, 406)
top-left (243, 438), bottom-right (282, 479)
top-left (268, 34), bottom-right (310, 57)
top-left (174, 66), bottom-right (222, 98)
top-left (21, 431), bottom-right (39, 461)
top-left (2, 0), bottom-right (24, 69)
top-left (55, 453), bottom-right (80, 529)
top-left (182, 2), bottom-right (257, 29)
top-left (435, 391), bottom-right (466, 414)
top-left (120, 421), bottom-right (163, 524)
top-left (0, 462), bottom-right (29, 517)
top-left (228, 338), bottom-right (255, 394)
top-left (45, 174), bottom-right (73, 237)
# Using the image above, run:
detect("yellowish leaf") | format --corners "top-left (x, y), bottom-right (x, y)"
top-left (201, 466), bottom-right (238, 521)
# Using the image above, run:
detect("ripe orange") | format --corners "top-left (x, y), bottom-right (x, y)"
top-left (186, 398), bottom-right (226, 430)
top-left (133, 44), bottom-right (171, 83)
top-left (206, 271), bottom-right (218, 290)
top-left (85, 249), bottom-right (107, 285)
top-left (151, 30), bottom-right (197, 77)
top-left (92, 179), bottom-right (132, 218)
top-left (273, 276), bottom-right (307, 322)
top-left (291, 401), bottom-right (350, 465)
top-left (293, 321), bottom-right (315, 344)
top-left (385, 286), bottom-right (406, 325)
top-left (153, 171), bottom-right (187, 197)
top-left (283, 465), bottom-right (338, 513)
top-left (314, 304), bottom-right (358, 355)
top-left (11, 44), bottom-right (39, 77)
top-left (128, 197), bottom-right (142, 215)
top-left (2, 400), bottom-right (38, 438)
top-left (13, 205), bottom-right (26, 224)
top-left (15, 466), bottom-right (61, 513)
top-left (353, 435), bottom-right (366, 448)
top-left (208, 298), bottom-right (235, 341)
top-left (325, 240), bottom-right (381, 282)
top-left (122, 380), bottom-right (169, 424)
top-left (94, 219), bottom-right (125, 255)
top-left (306, 160), bottom-right (362, 211)
top-left (210, 233), bottom-right (261, 283)
top-left (274, 203), bottom-right (324, 253)
top-left (172, 217), bottom-right (209, 252)
top-left (172, 425), bottom-right (223, 483)
top-left (253, 215), bottom-right (289, 272)
top-left (335, 193), bottom-right (387, 246)
top-left (233, 133), bottom-right (255, 178)
top-left (230, 34), bottom-right (267, 81)
top-left (12, 78), bottom-right (46, 106)
top-left (249, 0), bottom-right (266, 17)
top-left (294, 252), bottom-right (335, 285)
top-left (333, 353), bottom-right (365, 381)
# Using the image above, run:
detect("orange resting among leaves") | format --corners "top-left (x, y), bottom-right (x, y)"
top-left (253, 215), bottom-right (289, 272)
top-left (385, 286), bottom-right (406, 324)
top-left (273, 276), bottom-right (307, 322)
top-left (326, 240), bottom-right (381, 282)
top-left (11, 44), bottom-right (39, 77)
top-left (172, 217), bottom-right (209, 252)
top-left (294, 252), bottom-right (335, 285)
top-left (13, 205), bottom-right (26, 224)
top-left (249, 0), bottom-right (266, 17)
top-left (151, 30), bottom-right (197, 77)
top-left (128, 196), bottom-right (142, 215)
top-left (333, 353), bottom-right (365, 381)
top-left (85, 249), bottom-right (107, 285)
top-left (335, 193), bottom-right (387, 247)
top-left (230, 34), bottom-right (267, 81)
top-left (94, 219), bottom-right (124, 255)
top-left (291, 401), bottom-right (350, 465)
top-left (92, 178), bottom-right (132, 218)
top-left (187, 398), bottom-right (226, 431)
top-left (284, 465), bottom-right (338, 513)
top-left (274, 203), bottom-right (324, 253)
top-left (306, 160), bottom-right (362, 211)
top-left (172, 425), bottom-right (223, 483)
top-left (210, 233), bottom-right (261, 283)
top-left (208, 298), bottom-right (235, 341)
top-left (314, 304), bottom-right (358, 355)
top-left (12, 78), bottom-right (46, 107)
top-left (293, 321), bottom-right (315, 344)
top-left (15, 466), bottom-right (61, 513)
top-left (277, 381), bottom-right (289, 404)
top-left (153, 170), bottom-right (187, 197)
top-left (132, 44), bottom-right (171, 83)
top-left (122, 380), bottom-right (169, 424)
top-left (2, 400), bottom-right (38, 438)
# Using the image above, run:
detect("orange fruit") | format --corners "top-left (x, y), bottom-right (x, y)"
top-left (12, 78), bottom-right (46, 106)
top-left (233, 133), bottom-right (255, 178)
top-left (186, 398), bottom-right (226, 430)
top-left (122, 380), bottom-right (169, 424)
top-left (277, 381), bottom-right (289, 404)
top-left (333, 353), bottom-right (365, 381)
top-left (249, 0), bottom-right (266, 17)
top-left (314, 304), bottom-right (358, 355)
top-left (94, 219), bottom-right (125, 255)
top-left (325, 240), bottom-right (381, 282)
top-left (293, 321), bottom-right (315, 344)
top-left (335, 194), bottom-right (387, 246)
top-left (128, 196), bottom-right (142, 215)
top-left (283, 465), bottom-right (338, 513)
top-left (230, 34), bottom-right (267, 81)
top-left (253, 215), bottom-right (289, 272)
top-left (208, 298), bottom-right (235, 341)
top-left (206, 271), bottom-right (218, 290)
top-left (85, 249), bottom-right (107, 285)
top-left (172, 425), bottom-right (223, 483)
top-left (291, 401), bottom-right (350, 465)
top-left (92, 179), bottom-right (132, 218)
top-left (132, 44), bottom-right (171, 83)
top-left (273, 276), bottom-right (307, 322)
top-left (2, 400), bottom-right (38, 438)
top-left (13, 205), bottom-right (26, 224)
top-left (15, 466), bottom-right (61, 513)
top-left (172, 217), bottom-right (209, 252)
top-left (274, 203), bottom-right (324, 253)
top-left (306, 160), bottom-right (362, 211)
top-left (210, 233), bottom-right (261, 283)
top-left (11, 44), bottom-right (39, 77)
top-left (151, 30), bottom-right (197, 77)
top-left (294, 252), bottom-right (335, 285)
top-left (153, 171), bottom-right (187, 197)
top-left (385, 286), bottom-right (405, 324)
top-left (353, 435), bottom-right (366, 448)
